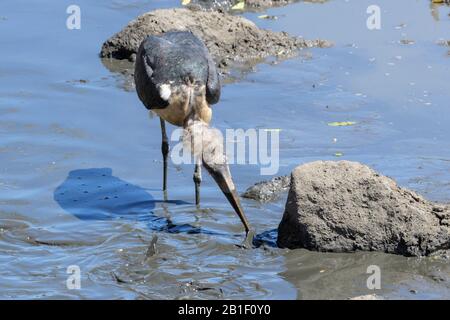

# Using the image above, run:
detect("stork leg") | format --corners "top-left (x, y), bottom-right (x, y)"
top-left (160, 118), bottom-right (169, 192)
top-left (193, 161), bottom-right (202, 205)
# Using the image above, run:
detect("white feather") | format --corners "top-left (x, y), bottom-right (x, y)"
top-left (159, 84), bottom-right (171, 101)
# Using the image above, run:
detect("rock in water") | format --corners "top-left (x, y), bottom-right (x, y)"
top-left (242, 176), bottom-right (291, 202)
top-left (100, 8), bottom-right (331, 90)
top-left (100, 8), bottom-right (331, 69)
top-left (277, 161), bottom-right (450, 256)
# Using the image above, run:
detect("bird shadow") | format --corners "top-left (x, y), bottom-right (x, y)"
top-left (252, 228), bottom-right (278, 248)
top-left (54, 168), bottom-right (280, 247)
top-left (53, 168), bottom-right (219, 235)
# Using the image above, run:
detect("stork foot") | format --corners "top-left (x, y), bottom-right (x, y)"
top-left (236, 229), bottom-right (255, 249)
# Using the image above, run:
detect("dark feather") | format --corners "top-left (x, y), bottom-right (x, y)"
top-left (134, 31), bottom-right (221, 110)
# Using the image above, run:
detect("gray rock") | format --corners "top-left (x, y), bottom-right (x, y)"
top-left (100, 8), bottom-right (332, 70)
top-left (184, 0), bottom-right (236, 11)
top-left (99, 8), bottom-right (332, 91)
top-left (277, 161), bottom-right (450, 257)
top-left (242, 176), bottom-right (290, 202)
top-left (245, 0), bottom-right (298, 9)
top-left (185, 0), bottom-right (299, 11)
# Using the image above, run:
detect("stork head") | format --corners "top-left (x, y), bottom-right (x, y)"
top-left (184, 120), bottom-right (251, 234)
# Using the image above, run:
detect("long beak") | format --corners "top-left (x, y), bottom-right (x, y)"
top-left (202, 161), bottom-right (251, 234)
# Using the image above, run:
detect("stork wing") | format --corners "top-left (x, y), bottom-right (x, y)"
top-left (134, 36), bottom-right (170, 110)
top-left (205, 54), bottom-right (221, 105)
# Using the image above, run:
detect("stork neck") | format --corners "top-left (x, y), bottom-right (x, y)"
top-left (183, 83), bottom-right (211, 126)
top-left (184, 118), bottom-right (207, 129)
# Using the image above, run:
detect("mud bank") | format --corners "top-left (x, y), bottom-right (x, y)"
top-left (277, 161), bottom-right (450, 257)
top-left (100, 8), bottom-right (331, 79)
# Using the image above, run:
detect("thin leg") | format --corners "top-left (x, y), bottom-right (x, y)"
top-left (193, 162), bottom-right (202, 205)
top-left (160, 118), bottom-right (169, 192)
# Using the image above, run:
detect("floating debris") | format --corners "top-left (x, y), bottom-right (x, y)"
top-left (400, 39), bottom-right (415, 45)
top-left (111, 271), bottom-right (129, 284)
top-left (349, 294), bottom-right (383, 300)
top-left (327, 121), bottom-right (356, 127)
top-left (258, 15), bottom-right (278, 20)
top-left (145, 235), bottom-right (158, 258)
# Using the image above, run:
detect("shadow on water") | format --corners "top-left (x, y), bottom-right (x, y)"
top-left (54, 168), bottom-right (281, 245)
top-left (54, 168), bottom-right (220, 235)
top-left (253, 229), bottom-right (279, 248)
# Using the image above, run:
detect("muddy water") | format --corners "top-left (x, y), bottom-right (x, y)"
top-left (1, 0), bottom-right (449, 299)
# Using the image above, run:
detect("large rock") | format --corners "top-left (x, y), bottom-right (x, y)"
top-left (277, 161), bottom-right (450, 256)
top-left (100, 8), bottom-right (331, 68)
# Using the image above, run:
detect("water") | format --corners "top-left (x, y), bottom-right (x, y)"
top-left (0, 0), bottom-right (449, 299)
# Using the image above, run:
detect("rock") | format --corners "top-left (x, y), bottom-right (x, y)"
top-left (184, 0), bottom-right (236, 11)
top-left (277, 161), bottom-right (450, 257)
top-left (429, 249), bottom-right (450, 260)
top-left (245, 0), bottom-right (330, 9)
top-left (242, 176), bottom-right (290, 202)
top-left (245, 0), bottom-right (298, 9)
top-left (184, 0), bottom-right (300, 11)
top-left (100, 8), bottom-right (331, 73)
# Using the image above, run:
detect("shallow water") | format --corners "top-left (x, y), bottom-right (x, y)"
top-left (0, 0), bottom-right (449, 299)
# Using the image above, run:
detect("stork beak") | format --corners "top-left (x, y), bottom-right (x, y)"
top-left (202, 161), bottom-right (251, 234)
